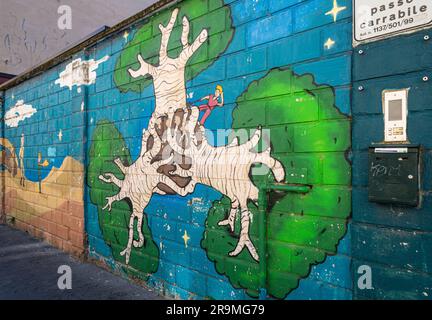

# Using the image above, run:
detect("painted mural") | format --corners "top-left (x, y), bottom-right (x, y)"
top-left (2, 0), bottom-right (353, 299)
top-left (0, 52), bottom-right (92, 256)
top-left (3, 0), bottom-right (431, 300)
top-left (0, 137), bottom-right (85, 255)
top-left (86, 0), bottom-right (351, 299)
top-left (201, 68), bottom-right (351, 298)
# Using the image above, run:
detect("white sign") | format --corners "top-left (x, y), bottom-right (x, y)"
top-left (375, 148), bottom-right (408, 153)
top-left (354, 0), bottom-right (432, 44)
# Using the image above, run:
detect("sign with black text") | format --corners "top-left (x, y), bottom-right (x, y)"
top-left (354, 0), bottom-right (432, 44)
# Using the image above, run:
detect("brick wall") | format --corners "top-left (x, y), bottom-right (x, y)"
top-left (0, 57), bottom-right (86, 257)
top-left (352, 30), bottom-right (432, 299)
top-left (1, 0), bottom-right (355, 300)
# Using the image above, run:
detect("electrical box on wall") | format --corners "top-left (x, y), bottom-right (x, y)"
top-left (368, 145), bottom-right (421, 207)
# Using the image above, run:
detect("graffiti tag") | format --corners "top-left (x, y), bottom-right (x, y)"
top-left (370, 163), bottom-right (401, 177)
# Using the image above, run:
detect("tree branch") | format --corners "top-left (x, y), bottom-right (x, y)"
top-left (114, 158), bottom-right (126, 174)
top-left (181, 16), bottom-right (190, 48)
top-left (159, 8), bottom-right (179, 62)
top-left (128, 54), bottom-right (156, 79)
top-left (179, 29), bottom-right (208, 65)
top-left (99, 173), bottom-right (123, 188)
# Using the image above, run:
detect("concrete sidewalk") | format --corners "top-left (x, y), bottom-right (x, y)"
top-left (0, 224), bottom-right (164, 300)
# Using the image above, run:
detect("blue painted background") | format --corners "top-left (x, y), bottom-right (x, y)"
top-left (1, 0), bottom-right (356, 300)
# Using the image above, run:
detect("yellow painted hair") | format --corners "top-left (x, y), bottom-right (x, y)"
top-left (216, 85), bottom-right (223, 93)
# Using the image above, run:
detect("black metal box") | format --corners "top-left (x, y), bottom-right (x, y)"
top-left (368, 145), bottom-right (420, 206)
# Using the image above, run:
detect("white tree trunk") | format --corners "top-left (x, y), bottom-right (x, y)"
top-left (99, 8), bottom-right (285, 264)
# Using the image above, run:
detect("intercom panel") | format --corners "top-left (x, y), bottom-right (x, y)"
top-left (382, 89), bottom-right (408, 142)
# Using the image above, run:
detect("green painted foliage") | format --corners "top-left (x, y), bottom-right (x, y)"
top-left (201, 69), bottom-right (351, 299)
top-left (87, 120), bottom-right (159, 278)
top-left (114, 0), bottom-right (234, 92)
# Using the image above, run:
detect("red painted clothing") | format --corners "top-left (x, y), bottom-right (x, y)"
top-left (199, 94), bottom-right (220, 124)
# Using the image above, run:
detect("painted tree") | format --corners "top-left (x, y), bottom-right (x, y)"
top-left (114, 0), bottom-right (234, 94)
top-left (91, 1), bottom-right (351, 299)
top-left (96, 4), bottom-right (286, 263)
top-left (87, 120), bottom-right (159, 276)
top-left (166, 107), bottom-right (285, 260)
top-left (201, 68), bottom-right (351, 299)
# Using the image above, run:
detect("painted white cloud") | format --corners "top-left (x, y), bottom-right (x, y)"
top-left (5, 100), bottom-right (37, 128)
top-left (55, 55), bottom-right (109, 89)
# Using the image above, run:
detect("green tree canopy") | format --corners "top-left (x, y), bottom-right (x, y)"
top-left (87, 120), bottom-right (159, 279)
top-left (114, 0), bottom-right (234, 93)
top-left (201, 68), bottom-right (351, 299)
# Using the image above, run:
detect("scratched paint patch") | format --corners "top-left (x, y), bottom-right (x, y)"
top-left (5, 100), bottom-right (37, 128)
top-left (55, 56), bottom-right (109, 89)
top-left (47, 147), bottom-right (56, 157)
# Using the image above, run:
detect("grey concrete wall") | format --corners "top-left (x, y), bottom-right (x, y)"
top-left (0, 0), bottom-right (158, 75)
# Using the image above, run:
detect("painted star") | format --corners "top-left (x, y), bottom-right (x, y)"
top-left (324, 38), bottom-right (336, 49)
top-left (325, 0), bottom-right (347, 22)
top-left (58, 129), bottom-right (63, 141)
top-left (182, 230), bottom-right (190, 248)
